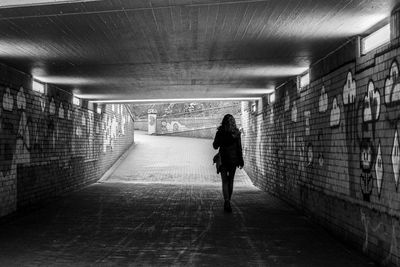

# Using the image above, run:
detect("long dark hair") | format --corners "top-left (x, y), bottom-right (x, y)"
top-left (218, 114), bottom-right (240, 136)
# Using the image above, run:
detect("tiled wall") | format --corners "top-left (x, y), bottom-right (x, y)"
top-left (0, 63), bottom-right (134, 217)
top-left (241, 7), bottom-right (400, 266)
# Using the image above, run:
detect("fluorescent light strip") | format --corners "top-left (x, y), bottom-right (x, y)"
top-left (269, 93), bottom-right (276, 103)
top-left (0, 0), bottom-right (101, 9)
top-left (90, 97), bottom-right (261, 104)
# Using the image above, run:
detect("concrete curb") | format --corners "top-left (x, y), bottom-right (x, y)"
top-left (97, 142), bottom-right (136, 183)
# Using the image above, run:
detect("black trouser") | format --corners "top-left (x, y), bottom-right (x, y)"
top-left (220, 166), bottom-right (236, 201)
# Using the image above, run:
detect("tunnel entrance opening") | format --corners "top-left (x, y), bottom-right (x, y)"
top-left (102, 130), bottom-right (252, 187)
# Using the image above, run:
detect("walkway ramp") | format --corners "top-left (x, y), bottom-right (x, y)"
top-left (104, 131), bottom-right (252, 186)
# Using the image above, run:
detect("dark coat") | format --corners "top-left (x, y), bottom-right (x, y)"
top-left (213, 129), bottom-right (244, 169)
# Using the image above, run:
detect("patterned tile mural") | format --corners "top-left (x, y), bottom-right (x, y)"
top-left (241, 45), bottom-right (400, 265)
top-left (0, 83), bottom-right (133, 216)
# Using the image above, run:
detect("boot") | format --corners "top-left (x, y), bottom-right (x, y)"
top-left (224, 200), bottom-right (232, 213)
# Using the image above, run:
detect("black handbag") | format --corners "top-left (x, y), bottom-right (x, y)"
top-left (213, 153), bottom-right (222, 174)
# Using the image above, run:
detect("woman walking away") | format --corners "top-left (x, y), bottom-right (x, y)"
top-left (213, 114), bottom-right (244, 213)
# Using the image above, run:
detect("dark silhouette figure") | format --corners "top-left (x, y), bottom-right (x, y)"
top-left (213, 114), bottom-right (244, 212)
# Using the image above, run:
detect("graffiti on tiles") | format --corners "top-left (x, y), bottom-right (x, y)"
top-left (328, 94), bottom-right (350, 195)
top-left (86, 110), bottom-right (95, 159)
top-left (392, 130), bottom-right (400, 191)
top-left (360, 209), bottom-right (399, 266)
top-left (330, 97), bottom-right (341, 127)
top-left (375, 142), bottom-right (383, 198)
top-left (256, 119), bottom-right (266, 177)
top-left (384, 60), bottom-right (400, 106)
top-left (359, 80), bottom-right (382, 201)
top-left (363, 81), bottom-right (381, 123)
top-left (255, 60), bottom-right (400, 203)
top-left (15, 87), bottom-right (30, 165)
top-left (3, 88), bottom-right (13, 112)
top-left (306, 143), bottom-right (313, 167)
top-left (101, 105), bottom-right (129, 153)
top-left (291, 101), bottom-right (298, 123)
top-left (49, 98), bottom-right (56, 115)
top-left (284, 91), bottom-right (290, 111)
top-left (360, 138), bottom-right (374, 201)
top-left (58, 103), bottom-right (65, 119)
top-left (0, 84), bottom-right (133, 215)
top-left (317, 129), bottom-right (324, 168)
top-left (343, 71), bottom-right (358, 149)
top-left (343, 72), bottom-right (356, 105)
top-left (304, 111), bottom-right (311, 136)
top-left (270, 107), bottom-right (274, 124)
top-left (159, 119), bottom-right (188, 133)
top-left (319, 86), bottom-right (328, 113)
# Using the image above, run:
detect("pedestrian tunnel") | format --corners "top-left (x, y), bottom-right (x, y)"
top-left (0, 0), bottom-right (399, 265)
top-left (0, 128), bottom-right (380, 266)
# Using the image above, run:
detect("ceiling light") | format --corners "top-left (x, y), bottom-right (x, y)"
top-left (0, 0), bottom-right (101, 9)
top-left (90, 97), bottom-right (262, 104)
top-left (269, 93), bottom-right (276, 104)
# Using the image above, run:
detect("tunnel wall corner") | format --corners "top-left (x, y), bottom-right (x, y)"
top-left (241, 10), bottom-right (400, 266)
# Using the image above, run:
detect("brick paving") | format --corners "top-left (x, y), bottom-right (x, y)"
top-left (0, 132), bottom-right (376, 266)
top-left (106, 131), bottom-right (251, 186)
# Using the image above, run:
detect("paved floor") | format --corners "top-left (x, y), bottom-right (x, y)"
top-left (0, 132), bottom-right (376, 266)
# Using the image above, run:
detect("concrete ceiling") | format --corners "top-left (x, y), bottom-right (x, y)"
top-left (0, 0), bottom-right (396, 101)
